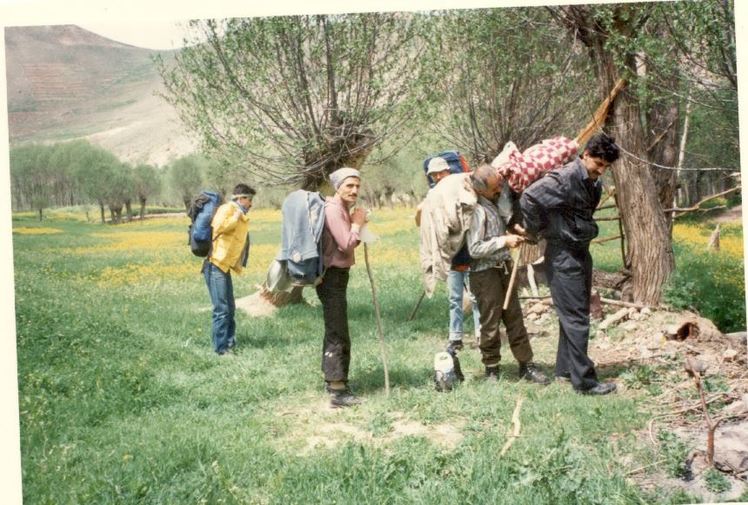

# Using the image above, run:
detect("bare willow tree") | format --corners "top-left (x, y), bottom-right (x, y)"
top-left (158, 13), bottom-right (427, 190)
top-left (423, 7), bottom-right (596, 163)
top-left (550, 1), bottom-right (737, 305)
top-left (551, 3), bottom-right (677, 304)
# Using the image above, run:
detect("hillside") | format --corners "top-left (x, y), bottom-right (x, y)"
top-left (4, 24), bottom-right (196, 166)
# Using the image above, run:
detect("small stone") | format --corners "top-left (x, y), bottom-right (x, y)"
top-left (646, 334), bottom-right (664, 350)
top-left (526, 312), bottom-right (539, 321)
top-left (621, 321), bottom-right (638, 332)
top-left (640, 307), bottom-right (652, 316)
top-left (639, 346), bottom-right (653, 359)
top-left (723, 348), bottom-right (739, 362)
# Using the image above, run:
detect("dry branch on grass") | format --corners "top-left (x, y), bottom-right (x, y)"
top-left (500, 397), bottom-right (524, 457)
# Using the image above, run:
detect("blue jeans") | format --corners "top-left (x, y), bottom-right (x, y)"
top-left (447, 269), bottom-right (481, 341)
top-left (204, 262), bottom-right (236, 354)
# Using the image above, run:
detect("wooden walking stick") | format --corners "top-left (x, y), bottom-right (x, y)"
top-left (407, 290), bottom-right (427, 321)
top-left (503, 242), bottom-right (525, 310)
top-left (363, 242), bottom-right (390, 396)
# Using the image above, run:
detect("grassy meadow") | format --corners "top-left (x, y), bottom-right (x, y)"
top-left (12, 204), bottom-right (745, 504)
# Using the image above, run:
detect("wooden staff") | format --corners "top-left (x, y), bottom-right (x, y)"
top-left (502, 242), bottom-right (525, 310)
top-left (364, 243), bottom-right (390, 396)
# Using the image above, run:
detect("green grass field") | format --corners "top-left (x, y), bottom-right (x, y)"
top-left (11, 206), bottom-right (744, 504)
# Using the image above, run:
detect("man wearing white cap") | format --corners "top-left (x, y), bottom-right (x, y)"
top-left (317, 167), bottom-right (367, 408)
top-left (417, 157), bottom-right (481, 353)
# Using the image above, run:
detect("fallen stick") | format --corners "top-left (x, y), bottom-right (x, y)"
top-left (653, 392), bottom-right (730, 418)
top-left (648, 418), bottom-right (657, 446)
top-left (591, 234), bottom-right (622, 245)
top-left (500, 397), bottom-right (524, 457)
top-left (599, 297), bottom-right (652, 309)
top-left (364, 243), bottom-right (390, 396)
top-left (626, 460), bottom-right (667, 476)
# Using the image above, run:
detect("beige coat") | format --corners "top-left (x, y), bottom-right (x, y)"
top-left (418, 173), bottom-right (477, 296)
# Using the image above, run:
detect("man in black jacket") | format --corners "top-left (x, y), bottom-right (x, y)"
top-left (519, 133), bottom-right (620, 395)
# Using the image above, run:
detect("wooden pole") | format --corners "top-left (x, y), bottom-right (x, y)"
top-left (364, 243), bottom-right (390, 396)
top-left (503, 243), bottom-right (524, 311)
top-left (574, 78), bottom-right (627, 146)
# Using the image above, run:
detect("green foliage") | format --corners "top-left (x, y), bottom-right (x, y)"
top-left (422, 8), bottom-right (594, 161)
top-left (703, 468), bottom-right (731, 494)
top-left (14, 211), bottom-right (656, 504)
top-left (620, 365), bottom-right (656, 390)
top-left (656, 431), bottom-right (690, 479)
top-left (159, 13), bottom-right (430, 188)
top-left (167, 154), bottom-right (206, 208)
top-left (663, 241), bottom-right (745, 332)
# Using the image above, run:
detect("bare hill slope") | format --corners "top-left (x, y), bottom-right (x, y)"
top-left (5, 24), bottom-right (196, 166)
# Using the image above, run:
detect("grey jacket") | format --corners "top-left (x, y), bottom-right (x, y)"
top-left (277, 189), bottom-right (326, 284)
top-left (467, 185), bottom-right (515, 272)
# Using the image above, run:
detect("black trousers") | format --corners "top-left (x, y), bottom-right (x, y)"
top-left (315, 267), bottom-right (351, 383)
top-left (546, 241), bottom-right (599, 390)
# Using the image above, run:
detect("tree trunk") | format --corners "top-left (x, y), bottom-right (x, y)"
top-left (37, 208), bottom-right (42, 221)
top-left (675, 90), bottom-right (692, 208)
top-left (648, 97), bottom-right (679, 229)
top-left (559, 4), bottom-right (675, 305)
top-left (99, 201), bottom-right (106, 224)
top-left (139, 197), bottom-right (147, 220)
top-left (607, 66), bottom-right (674, 304)
top-left (125, 199), bottom-right (133, 222)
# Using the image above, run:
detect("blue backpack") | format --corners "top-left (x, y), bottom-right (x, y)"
top-left (187, 190), bottom-right (222, 257)
top-left (422, 150), bottom-right (471, 188)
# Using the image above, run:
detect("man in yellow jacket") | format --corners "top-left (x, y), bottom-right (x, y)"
top-left (203, 183), bottom-right (255, 355)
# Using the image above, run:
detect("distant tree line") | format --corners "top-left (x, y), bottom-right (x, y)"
top-left (9, 141), bottom-right (242, 222)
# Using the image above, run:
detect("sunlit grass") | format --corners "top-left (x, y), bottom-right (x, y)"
top-left (672, 222), bottom-right (744, 259)
top-left (12, 205), bottom-right (746, 504)
top-left (13, 227), bottom-right (63, 235)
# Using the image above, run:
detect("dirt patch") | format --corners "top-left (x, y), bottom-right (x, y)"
top-left (274, 403), bottom-right (465, 456)
top-left (713, 204), bottom-right (743, 224)
top-left (235, 291), bottom-right (278, 318)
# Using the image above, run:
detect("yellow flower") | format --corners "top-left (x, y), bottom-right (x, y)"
top-left (13, 227), bottom-right (63, 235)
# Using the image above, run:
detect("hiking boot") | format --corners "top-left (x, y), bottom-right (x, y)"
top-left (575, 382), bottom-right (617, 396)
top-left (447, 339), bottom-right (464, 352)
top-left (327, 387), bottom-right (362, 408)
top-left (485, 366), bottom-right (500, 381)
top-left (519, 362), bottom-right (550, 385)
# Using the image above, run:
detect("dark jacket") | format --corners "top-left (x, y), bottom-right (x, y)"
top-left (519, 158), bottom-right (601, 249)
